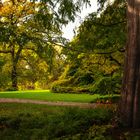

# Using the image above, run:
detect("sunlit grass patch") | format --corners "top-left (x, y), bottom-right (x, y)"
top-left (0, 90), bottom-right (120, 103)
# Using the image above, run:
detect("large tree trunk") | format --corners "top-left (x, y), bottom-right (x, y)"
top-left (11, 45), bottom-right (18, 91)
top-left (121, 0), bottom-right (140, 128)
top-left (10, 43), bottom-right (23, 90)
top-left (11, 62), bottom-right (18, 90)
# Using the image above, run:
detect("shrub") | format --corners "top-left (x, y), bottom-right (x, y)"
top-left (89, 75), bottom-right (122, 95)
top-left (51, 86), bottom-right (74, 93)
top-left (94, 95), bottom-right (121, 104)
top-left (51, 71), bottom-right (121, 95)
top-left (73, 72), bottom-right (94, 86)
top-left (0, 106), bottom-right (115, 139)
top-left (5, 87), bottom-right (18, 91)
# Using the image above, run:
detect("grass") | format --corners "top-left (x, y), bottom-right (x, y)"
top-left (0, 90), bottom-right (120, 103)
top-left (0, 103), bottom-right (115, 140)
top-left (0, 101), bottom-right (139, 139)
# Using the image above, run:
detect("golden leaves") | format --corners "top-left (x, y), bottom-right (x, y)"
top-left (0, 0), bottom-right (38, 18)
top-left (103, 64), bottom-right (118, 74)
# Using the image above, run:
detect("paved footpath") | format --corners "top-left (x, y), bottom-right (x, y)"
top-left (0, 98), bottom-right (100, 108)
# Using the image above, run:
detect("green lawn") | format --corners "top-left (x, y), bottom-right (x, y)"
top-left (0, 90), bottom-right (120, 103)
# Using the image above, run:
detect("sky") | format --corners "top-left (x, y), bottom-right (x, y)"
top-left (62, 0), bottom-right (98, 41)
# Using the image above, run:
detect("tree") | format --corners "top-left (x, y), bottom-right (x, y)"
top-left (0, 0), bottom-right (58, 90)
top-left (0, 0), bottom-right (90, 90)
top-left (50, 0), bottom-right (140, 128)
top-left (98, 0), bottom-right (140, 129)
top-left (51, 0), bottom-right (126, 94)
top-left (36, 0), bottom-right (140, 129)
top-left (120, 0), bottom-right (140, 128)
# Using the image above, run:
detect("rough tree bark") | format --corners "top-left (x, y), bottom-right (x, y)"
top-left (121, 0), bottom-right (140, 128)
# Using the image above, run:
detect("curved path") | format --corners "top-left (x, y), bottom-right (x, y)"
top-left (0, 98), bottom-right (115, 108)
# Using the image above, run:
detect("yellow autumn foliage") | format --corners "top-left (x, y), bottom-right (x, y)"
top-left (103, 65), bottom-right (118, 74)
top-left (0, 0), bottom-right (39, 17)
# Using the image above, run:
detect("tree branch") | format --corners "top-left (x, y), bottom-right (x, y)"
top-left (0, 50), bottom-right (11, 54)
top-left (108, 55), bottom-right (122, 66)
top-left (92, 20), bottom-right (126, 27)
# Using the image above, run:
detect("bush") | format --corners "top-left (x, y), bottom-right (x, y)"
top-left (51, 86), bottom-right (74, 93)
top-left (93, 95), bottom-right (121, 104)
top-left (5, 87), bottom-right (18, 91)
top-left (89, 75), bottom-right (122, 95)
top-left (73, 72), bottom-right (94, 86)
top-left (51, 71), bottom-right (121, 95)
top-left (0, 106), bottom-right (115, 139)
top-left (51, 77), bottom-right (91, 93)
top-left (51, 85), bottom-right (91, 93)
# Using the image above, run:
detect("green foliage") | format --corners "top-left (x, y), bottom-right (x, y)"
top-left (51, 64), bottom-right (95, 93)
top-left (89, 74), bottom-right (122, 95)
top-left (0, 0), bottom-right (90, 90)
top-left (73, 71), bottom-right (94, 86)
top-left (0, 0), bottom-right (126, 91)
top-left (0, 56), bottom-right (11, 90)
top-left (51, 64), bottom-right (122, 94)
top-left (0, 103), bottom-right (114, 139)
top-left (51, 85), bottom-right (90, 94)
top-left (94, 95), bottom-right (120, 104)
top-left (86, 125), bottom-right (113, 140)
top-left (54, 0), bottom-right (126, 95)
top-left (51, 86), bottom-right (73, 93)
top-left (0, 74), bottom-right (10, 91)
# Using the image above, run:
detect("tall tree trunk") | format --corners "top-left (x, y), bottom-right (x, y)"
top-left (121, 0), bottom-right (140, 128)
top-left (11, 45), bottom-right (18, 91)
top-left (11, 62), bottom-right (18, 90)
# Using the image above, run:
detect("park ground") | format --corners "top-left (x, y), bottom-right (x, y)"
top-left (0, 90), bottom-right (140, 139)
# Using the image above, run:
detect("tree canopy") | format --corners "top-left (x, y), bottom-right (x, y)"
top-left (0, 0), bottom-right (90, 90)
top-left (50, 0), bottom-right (126, 94)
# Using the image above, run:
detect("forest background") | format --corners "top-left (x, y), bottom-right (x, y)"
top-left (0, 0), bottom-right (126, 94)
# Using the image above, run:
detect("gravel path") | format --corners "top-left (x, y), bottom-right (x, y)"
top-left (0, 98), bottom-right (100, 108)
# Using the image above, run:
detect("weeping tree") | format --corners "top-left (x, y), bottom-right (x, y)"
top-left (54, 0), bottom-right (126, 94)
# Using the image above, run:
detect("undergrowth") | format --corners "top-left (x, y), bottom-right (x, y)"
top-left (0, 103), bottom-right (114, 140)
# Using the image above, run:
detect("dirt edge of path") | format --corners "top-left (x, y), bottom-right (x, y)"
top-left (0, 98), bottom-right (99, 108)
top-left (0, 98), bottom-right (116, 108)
